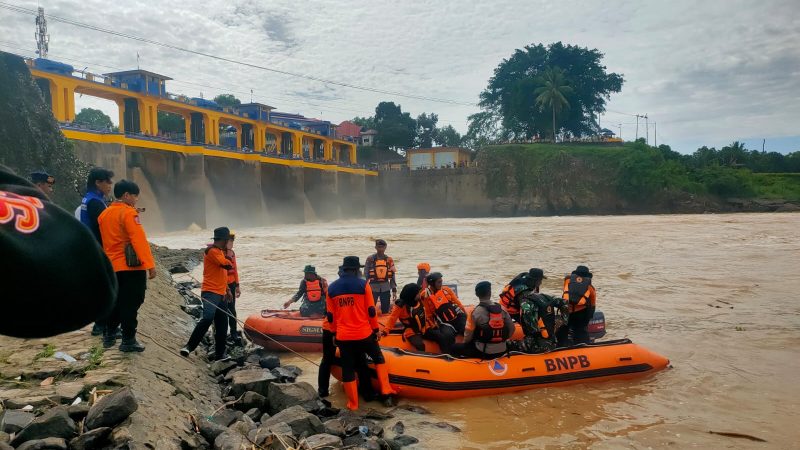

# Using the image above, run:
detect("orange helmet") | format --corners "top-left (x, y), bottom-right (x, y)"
top-left (417, 262), bottom-right (431, 272)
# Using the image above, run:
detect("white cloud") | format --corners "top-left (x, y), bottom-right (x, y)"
top-left (2, 0), bottom-right (798, 152)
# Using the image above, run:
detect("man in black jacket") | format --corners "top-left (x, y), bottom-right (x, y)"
top-left (0, 165), bottom-right (117, 338)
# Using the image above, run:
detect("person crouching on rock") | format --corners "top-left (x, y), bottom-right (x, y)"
top-left (326, 256), bottom-right (398, 410)
top-left (181, 227), bottom-right (234, 361)
top-left (283, 265), bottom-right (328, 317)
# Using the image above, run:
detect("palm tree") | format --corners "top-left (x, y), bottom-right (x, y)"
top-left (534, 67), bottom-right (572, 142)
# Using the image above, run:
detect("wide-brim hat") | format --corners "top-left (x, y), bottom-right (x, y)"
top-left (573, 265), bottom-right (592, 277)
top-left (212, 227), bottom-right (232, 241)
top-left (303, 265), bottom-right (316, 274)
top-left (340, 256), bottom-right (364, 270)
top-left (529, 268), bottom-right (547, 279)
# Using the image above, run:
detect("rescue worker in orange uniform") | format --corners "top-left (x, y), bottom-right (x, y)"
top-left (500, 268), bottom-right (546, 322)
top-left (451, 281), bottom-right (515, 359)
top-left (181, 227), bottom-right (234, 360)
top-left (97, 180), bottom-right (157, 352)
top-left (383, 283), bottom-right (429, 352)
top-left (283, 265), bottom-right (328, 317)
top-left (364, 239), bottom-right (397, 314)
top-left (224, 232), bottom-right (243, 346)
top-left (422, 272), bottom-right (467, 335)
top-left (326, 256), bottom-right (397, 410)
top-left (557, 265), bottom-right (597, 345)
top-left (416, 263), bottom-right (431, 291)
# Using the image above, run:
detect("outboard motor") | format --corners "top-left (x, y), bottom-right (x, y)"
top-left (588, 309), bottom-right (606, 341)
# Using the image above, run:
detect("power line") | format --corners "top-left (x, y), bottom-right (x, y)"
top-left (0, 2), bottom-right (477, 107)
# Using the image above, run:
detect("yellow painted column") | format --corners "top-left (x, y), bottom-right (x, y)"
top-left (116, 100), bottom-right (126, 133)
top-left (183, 114), bottom-right (192, 143)
top-left (292, 133), bottom-right (302, 157)
top-left (235, 124), bottom-right (243, 149)
top-left (48, 80), bottom-right (63, 121)
top-left (274, 132), bottom-right (282, 153)
top-left (137, 100), bottom-right (149, 134)
top-left (323, 140), bottom-right (333, 161)
top-left (63, 86), bottom-right (76, 122)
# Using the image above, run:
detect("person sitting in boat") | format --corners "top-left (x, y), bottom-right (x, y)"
top-left (421, 272), bottom-right (467, 335)
top-left (451, 281), bottom-right (515, 359)
top-left (499, 268), bottom-right (546, 322)
top-left (508, 289), bottom-right (568, 354)
top-left (557, 265), bottom-right (596, 345)
top-left (416, 262), bottom-right (431, 290)
top-left (383, 283), bottom-right (430, 352)
top-left (283, 265), bottom-right (328, 317)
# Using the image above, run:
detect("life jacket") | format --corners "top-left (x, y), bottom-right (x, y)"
top-left (368, 255), bottom-right (393, 282)
top-left (400, 303), bottom-right (427, 334)
top-left (562, 274), bottom-right (594, 313)
top-left (79, 190), bottom-right (106, 228)
top-left (475, 303), bottom-right (510, 344)
top-left (305, 278), bottom-right (324, 302)
top-left (225, 249), bottom-right (237, 284)
top-left (427, 287), bottom-right (461, 323)
top-left (499, 274), bottom-right (530, 315)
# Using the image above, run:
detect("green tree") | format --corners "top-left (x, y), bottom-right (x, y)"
top-left (436, 124), bottom-right (462, 147)
top-left (373, 101), bottom-right (417, 149)
top-left (74, 108), bottom-right (113, 130)
top-left (415, 112), bottom-right (438, 147)
top-left (157, 111), bottom-right (184, 133)
top-left (352, 116), bottom-right (375, 130)
top-left (213, 94), bottom-right (241, 108)
top-left (464, 111), bottom-right (504, 149)
top-left (478, 42), bottom-right (623, 139)
top-left (534, 67), bottom-right (572, 141)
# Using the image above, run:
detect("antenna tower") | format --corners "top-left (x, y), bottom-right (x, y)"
top-left (35, 7), bottom-right (49, 58)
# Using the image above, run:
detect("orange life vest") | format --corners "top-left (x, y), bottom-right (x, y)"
top-left (499, 273), bottom-right (529, 315)
top-left (305, 279), bottom-right (323, 302)
top-left (427, 287), bottom-right (461, 323)
top-left (368, 255), bottom-right (393, 282)
top-left (562, 274), bottom-right (595, 313)
top-left (399, 303), bottom-right (427, 335)
top-left (475, 303), bottom-right (510, 344)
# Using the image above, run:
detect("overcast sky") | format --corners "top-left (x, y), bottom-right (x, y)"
top-left (2, 0), bottom-right (798, 153)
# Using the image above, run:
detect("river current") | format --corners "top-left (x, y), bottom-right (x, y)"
top-left (152, 213), bottom-right (800, 449)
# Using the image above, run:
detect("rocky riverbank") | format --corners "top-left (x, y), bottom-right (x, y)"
top-left (1, 246), bottom-right (428, 449)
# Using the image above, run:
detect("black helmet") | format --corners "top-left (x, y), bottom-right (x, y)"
top-left (398, 283), bottom-right (420, 306)
top-left (426, 272), bottom-right (443, 285)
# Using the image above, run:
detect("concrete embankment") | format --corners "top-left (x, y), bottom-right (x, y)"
top-left (0, 246), bottom-right (427, 449)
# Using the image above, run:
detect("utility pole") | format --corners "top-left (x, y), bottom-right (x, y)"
top-left (34, 7), bottom-right (49, 59)
top-left (762, 139), bottom-right (765, 152)
top-left (654, 122), bottom-right (657, 147)
top-left (618, 123), bottom-right (622, 140)
top-left (635, 115), bottom-right (640, 141)
top-left (644, 114), bottom-right (649, 145)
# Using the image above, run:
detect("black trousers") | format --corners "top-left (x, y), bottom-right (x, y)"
top-left (106, 270), bottom-right (147, 340)
top-left (443, 314), bottom-right (467, 335)
top-left (338, 336), bottom-right (385, 383)
top-left (319, 330), bottom-right (375, 398)
top-left (186, 291), bottom-right (228, 358)
top-left (451, 342), bottom-right (505, 360)
top-left (405, 333), bottom-right (425, 351)
top-left (423, 326), bottom-right (456, 354)
top-left (226, 283), bottom-right (239, 338)
top-left (375, 291), bottom-right (391, 314)
top-left (557, 306), bottom-right (594, 346)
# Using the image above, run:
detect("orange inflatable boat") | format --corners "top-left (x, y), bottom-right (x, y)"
top-left (330, 339), bottom-right (669, 400)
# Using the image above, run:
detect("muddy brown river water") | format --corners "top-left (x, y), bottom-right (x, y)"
top-left (152, 213), bottom-right (800, 449)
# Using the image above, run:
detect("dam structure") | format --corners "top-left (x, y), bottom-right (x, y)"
top-left (25, 56), bottom-right (375, 231)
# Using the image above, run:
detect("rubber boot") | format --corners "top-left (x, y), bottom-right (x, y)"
top-left (119, 338), bottom-right (145, 353)
top-left (102, 328), bottom-right (118, 349)
top-left (375, 363), bottom-right (398, 395)
top-left (343, 381), bottom-right (359, 411)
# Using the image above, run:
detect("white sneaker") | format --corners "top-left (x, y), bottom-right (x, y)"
top-left (180, 347), bottom-right (190, 357)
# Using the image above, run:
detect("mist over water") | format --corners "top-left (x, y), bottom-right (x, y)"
top-left (152, 213), bottom-right (800, 448)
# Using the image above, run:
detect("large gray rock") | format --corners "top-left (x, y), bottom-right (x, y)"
top-left (209, 409), bottom-right (243, 427)
top-left (210, 360), bottom-right (238, 376)
top-left (68, 427), bottom-right (111, 450)
top-left (213, 430), bottom-right (247, 450)
top-left (267, 382), bottom-right (320, 414)
top-left (229, 369), bottom-right (277, 397)
top-left (198, 418), bottom-right (228, 443)
top-left (302, 433), bottom-right (342, 449)
top-left (108, 425), bottom-right (133, 447)
top-left (0, 409), bottom-right (34, 434)
top-left (15, 437), bottom-right (68, 450)
top-left (323, 418), bottom-right (347, 437)
top-left (245, 408), bottom-right (261, 422)
top-left (227, 416), bottom-right (257, 436)
top-left (247, 421), bottom-right (293, 445)
top-left (11, 406), bottom-right (76, 446)
top-left (270, 367), bottom-right (297, 383)
top-left (258, 355), bottom-right (281, 370)
top-left (235, 391), bottom-right (267, 412)
top-left (390, 435), bottom-right (419, 448)
top-left (260, 405), bottom-right (323, 437)
top-left (66, 404), bottom-right (90, 422)
top-left (84, 387), bottom-right (139, 430)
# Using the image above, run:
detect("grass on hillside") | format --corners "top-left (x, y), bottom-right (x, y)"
top-left (751, 173), bottom-right (800, 201)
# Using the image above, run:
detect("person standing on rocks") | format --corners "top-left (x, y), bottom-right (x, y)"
top-left (365, 239), bottom-right (397, 314)
top-left (326, 256), bottom-right (397, 410)
top-left (224, 231), bottom-right (243, 346)
top-left (181, 227), bottom-right (234, 360)
top-left (98, 180), bottom-right (156, 352)
top-left (80, 167), bottom-right (115, 336)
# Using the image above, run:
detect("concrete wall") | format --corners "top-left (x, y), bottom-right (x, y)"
top-left (70, 140), bottom-right (371, 231)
